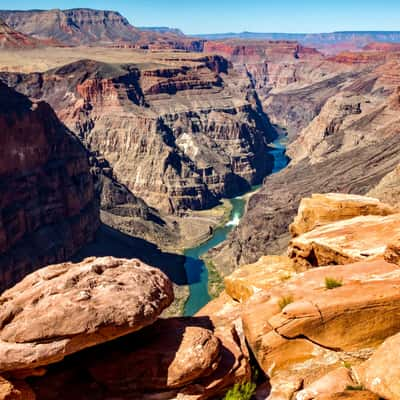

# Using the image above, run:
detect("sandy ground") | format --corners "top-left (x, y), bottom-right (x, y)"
top-left (0, 46), bottom-right (209, 73)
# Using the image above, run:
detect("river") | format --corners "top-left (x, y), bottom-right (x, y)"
top-left (183, 135), bottom-right (288, 316)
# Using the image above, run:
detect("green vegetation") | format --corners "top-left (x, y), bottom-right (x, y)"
top-left (223, 381), bottom-right (256, 400)
top-left (204, 259), bottom-right (225, 299)
top-left (325, 276), bottom-right (343, 289)
top-left (346, 385), bottom-right (364, 391)
top-left (278, 295), bottom-right (294, 310)
top-left (342, 361), bottom-right (352, 369)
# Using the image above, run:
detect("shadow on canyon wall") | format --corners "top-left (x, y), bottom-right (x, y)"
top-left (74, 223), bottom-right (188, 286)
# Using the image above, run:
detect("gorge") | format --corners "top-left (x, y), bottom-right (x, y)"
top-left (1, 6), bottom-right (400, 400)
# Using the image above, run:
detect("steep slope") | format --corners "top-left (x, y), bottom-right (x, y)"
top-left (0, 82), bottom-right (99, 290)
top-left (209, 51), bottom-right (400, 273)
top-left (1, 55), bottom-right (276, 214)
top-left (0, 8), bottom-right (203, 50)
top-left (0, 17), bottom-right (43, 48)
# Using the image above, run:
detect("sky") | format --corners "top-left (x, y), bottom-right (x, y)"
top-left (0, 0), bottom-right (399, 34)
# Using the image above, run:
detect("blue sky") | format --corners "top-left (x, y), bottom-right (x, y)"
top-left (0, 0), bottom-right (399, 34)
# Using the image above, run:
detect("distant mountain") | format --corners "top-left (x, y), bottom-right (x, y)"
top-left (0, 8), bottom-right (203, 50)
top-left (138, 26), bottom-right (185, 36)
top-left (195, 31), bottom-right (400, 53)
top-left (0, 17), bottom-right (46, 48)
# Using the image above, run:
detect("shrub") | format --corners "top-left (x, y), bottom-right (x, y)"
top-left (346, 385), bottom-right (364, 391)
top-left (325, 277), bottom-right (343, 289)
top-left (342, 361), bottom-right (352, 369)
top-left (223, 381), bottom-right (256, 400)
top-left (278, 295), bottom-right (294, 310)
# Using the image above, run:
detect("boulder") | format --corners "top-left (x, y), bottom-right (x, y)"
top-left (288, 213), bottom-right (400, 268)
top-left (356, 332), bottom-right (400, 400)
top-left (224, 255), bottom-right (296, 302)
top-left (88, 318), bottom-right (221, 391)
top-left (0, 257), bottom-right (173, 372)
top-left (290, 193), bottom-right (395, 237)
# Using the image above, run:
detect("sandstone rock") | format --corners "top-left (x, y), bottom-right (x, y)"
top-left (295, 368), bottom-right (355, 400)
top-left (224, 255), bottom-right (296, 302)
top-left (356, 332), bottom-right (400, 400)
top-left (0, 18), bottom-right (43, 49)
top-left (88, 318), bottom-right (221, 391)
top-left (241, 260), bottom-right (400, 394)
top-left (384, 237), bottom-right (400, 265)
top-left (290, 193), bottom-right (395, 237)
top-left (288, 213), bottom-right (400, 268)
top-left (314, 392), bottom-right (379, 400)
top-left (0, 376), bottom-right (35, 400)
top-left (0, 256), bottom-right (173, 372)
top-left (0, 82), bottom-right (99, 290)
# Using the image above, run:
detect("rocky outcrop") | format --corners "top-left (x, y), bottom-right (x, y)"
top-left (0, 8), bottom-right (204, 50)
top-left (0, 82), bottom-right (99, 290)
top-left (1, 57), bottom-right (275, 214)
top-left (290, 193), bottom-right (396, 237)
top-left (288, 213), bottom-right (400, 268)
top-left (0, 256), bottom-right (173, 372)
top-left (356, 332), bottom-right (400, 399)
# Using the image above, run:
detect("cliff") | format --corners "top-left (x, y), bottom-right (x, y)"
top-left (0, 82), bottom-right (99, 290)
top-left (0, 8), bottom-right (204, 50)
top-left (1, 55), bottom-right (276, 215)
top-left (208, 49), bottom-right (400, 273)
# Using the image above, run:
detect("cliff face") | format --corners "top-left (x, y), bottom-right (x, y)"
top-left (1, 56), bottom-right (275, 214)
top-left (208, 48), bottom-right (400, 273)
top-left (0, 82), bottom-right (99, 290)
top-left (0, 17), bottom-right (46, 48)
top-left (0, 8), bottom-right (204, 50)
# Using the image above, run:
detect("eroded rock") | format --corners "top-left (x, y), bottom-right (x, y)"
top-left (0, 256), bottom-right (173, 372)
top-left (288, 213), bottom-right (400, 268)
top-left (290, 193), bottom-right (395, 237)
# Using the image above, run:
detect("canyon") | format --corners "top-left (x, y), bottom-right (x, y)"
top-left (1, 7), bottom-right (400, 399)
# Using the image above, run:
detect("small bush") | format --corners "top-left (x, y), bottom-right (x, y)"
top-left (342, 361), bottom-right (352, 369)
top-left (223, 381), bottom-right (256, 400)
top-left (325, 277), bottom-right (343, 289)
top-left (346, 385), bottom-right (364, 391)
top-left (278, 295), bottom-right (294, 310)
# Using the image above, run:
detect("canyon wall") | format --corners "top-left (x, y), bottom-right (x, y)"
top-left (1, 55), bottom-right (276, 214)
top-left (0, 82), bottom-right (99, 290)
top-left (207, 43), bottom-right (400, 274)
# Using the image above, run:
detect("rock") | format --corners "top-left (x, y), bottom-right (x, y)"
top-left (288, 213), bottom-right (400, 268)
top-left (314, 392), bottom-right (379, 400)
top-left (356, 332), bottom-right (400, 400)
top-left (0, 376), bottom-right (35, 400)
top-left (209, 58), bottom-right (400, 274)
top-left (0, 82), bottom-right (99, 290)
top-left (28, 313), bottom-right (250, 400)
top-left (368, 164), bottom-right (400, 207)
top-left (88, 318), bottom-right (221, 391)
top-left (224, 255), bottom-right (296, 302)
top-left (295, 368), bottom-right (355, 400)
top-left (0, 256), bottom-right (173, 372)
top-left (241, 260), bottom-right (400, 392)
top-left (384, 237), bottom-right (400, 265)
top-left (0, 9), bottom-right (203, 50)
top-left (0, 18), bottom-right (44, 49)
top-left (1, 57), bottom-right (275, 215)
top-left (290, 193), bottom-right (395, 237)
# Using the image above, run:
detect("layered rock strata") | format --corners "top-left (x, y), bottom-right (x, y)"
top-left (0, 82), bottom-right (99, 290)
top-left (1, 56), bottom-right (275, 214)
